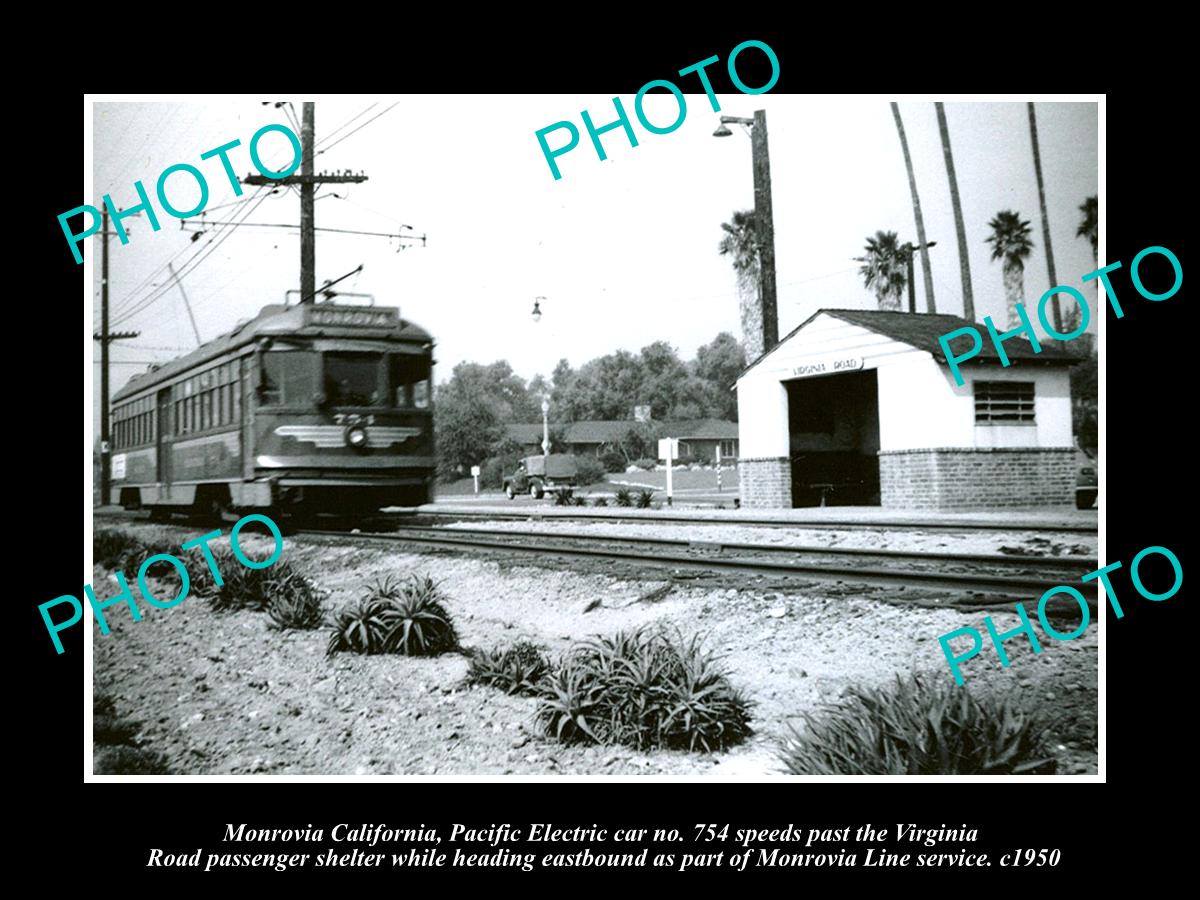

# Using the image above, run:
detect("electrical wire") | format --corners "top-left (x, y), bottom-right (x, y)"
top-left (111, 187), bottom-right (272, 327)
top-left (315, 103), bottom-right (399, 156)
top-left (314, 103), bottom-right (378, 150)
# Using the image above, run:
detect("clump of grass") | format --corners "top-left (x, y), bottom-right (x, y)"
top-left (614, 488), bottom-right (633, 507)
top-left (780, 674), bottom-right (1056, 775)
top-left (537, 626), bottom-right (752, 752)
top-left (327, 575), bottom-right (457, 657)
top-left (94, 745), bottom-right (171, 775)
top-left (467, 640), bottom-right (551, 695)
top-left (591, 496), bottom-right (609, 507)
top-left (93, 691), bottom-right (171, 774)
top-left (635, 488), bottom-right (655, 509)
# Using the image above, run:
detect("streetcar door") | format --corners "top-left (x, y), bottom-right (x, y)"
top-left (156, 387), bottom-right (171, 487)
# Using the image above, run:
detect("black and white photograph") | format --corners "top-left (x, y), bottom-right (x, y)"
top-left (81, 90), bottom-right (1101, 779)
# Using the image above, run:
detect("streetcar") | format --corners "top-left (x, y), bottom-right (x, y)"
top-left (109, 299), bottom-right (435, 519)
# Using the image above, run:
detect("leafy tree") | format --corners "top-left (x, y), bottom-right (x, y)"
top-left (693, 332), bottom-right (746, 421)
top-left (1077, 195), bottom-right (1098, 262)
top-left (985, 211), bottom-right (1035, 328)
top-left (1071, 349), bottom-right (1098, 454)
top-left (858, 231), bottom-right (907, 311)
top-left (434, 361), bottom-right (533, 477)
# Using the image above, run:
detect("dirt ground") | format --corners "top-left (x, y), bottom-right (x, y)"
top-left (92, 522), bottom-right (1098, 776)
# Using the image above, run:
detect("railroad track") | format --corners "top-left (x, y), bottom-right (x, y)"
top-left (297, 523), bottom-right (1098, 606)
top-left (412, 508), bottom-right (1098, 535)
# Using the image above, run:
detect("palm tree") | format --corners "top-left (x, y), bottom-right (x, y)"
top-left (719, 209), bottom-right (764, 357)
top-left (1077, 195), bottom-right (1098, 261)
top-left (858, 231), bottom-right (907, 311)
top-left (935, 103), bottom-right (975, 322)
top-left (891, 102), bottom-right (935, 313)
top-left (1028, 102), bottom-right (1061, 332)
top-left (986, 211), bottom-right (1034, 327)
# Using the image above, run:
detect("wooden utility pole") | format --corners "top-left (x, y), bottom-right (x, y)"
top-left (243, 102), bottom-right (367, 304)
top-left (751, 109), bottom-right (778, 353)
top-left (93, 205), bottom-right (140, 506)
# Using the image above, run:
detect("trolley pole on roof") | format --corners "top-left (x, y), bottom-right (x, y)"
top-left (243, 102), bottom-right (369, 305)
top-left (92, 205), bottom-right (140, 507)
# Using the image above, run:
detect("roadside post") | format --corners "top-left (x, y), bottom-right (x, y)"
top-left (471, 464), bottom-right (480, 494)
top-left (658, 437), bottom-right (679, 508)
top-left (716, 446), bottom-right (723, 493)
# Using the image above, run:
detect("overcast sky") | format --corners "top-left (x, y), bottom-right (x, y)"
top-left (89, 95), bottom-right (1097, 420)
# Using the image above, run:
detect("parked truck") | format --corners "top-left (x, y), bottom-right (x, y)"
top-left (503, 454), bottom-right (579, 499)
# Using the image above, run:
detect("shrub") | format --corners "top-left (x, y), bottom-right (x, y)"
top-left (553, 488), bottom-right (575, 506)
top-left (599, 448), bottom-right (627, 473)
top-left (266, 570), bottom-right (324, 630)
top-left (536, 626), bottom-right (752, 752)
top-left (591, 496), bottom-right (609, 507)
top-left (633, 457), bottom-right (658, 470)
top-left (467, 640), bottom-right (551, 695)
top-left (575, 456), bottom-right (606, 487)
top-left (95, 745), bottom-right (171, 775)
top-left (327, 575), bottom-right (457, 657)
top-left (614, 488), bottom-right (633, 507)
top-left (93, 529), bottom-right (144, 569)
top-left (780, 674), bottom-right (1056, 775)
top-left (635, 488), bottom-right (655, 508)
top-left (571, 494), bottom-right (588, 506)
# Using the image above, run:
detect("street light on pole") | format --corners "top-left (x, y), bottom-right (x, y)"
top-left (713, 111), bottom-right (778, 356)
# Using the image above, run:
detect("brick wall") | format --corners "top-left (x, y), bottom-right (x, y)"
top-left (740, 457), bottom-right (791, 508)
top-left (878, 447), bottom-right (1076, 510)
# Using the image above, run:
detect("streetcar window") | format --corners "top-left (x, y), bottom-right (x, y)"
top-left (325, 353), bottom-right (385, 407)
top-left (202, 392), bottom-right (213, 430)
top-left (218, 384), bottom-right (227, 424)
top-left (260, 351), bottom-right (318, 406)
top-left (390, 356), bottom-right (431, 409)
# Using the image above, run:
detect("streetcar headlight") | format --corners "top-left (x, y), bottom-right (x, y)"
top-left (346, 426), bottom-right (368, 448)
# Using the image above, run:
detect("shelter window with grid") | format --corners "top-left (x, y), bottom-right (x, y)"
top-left (974, 381), bottom-right (1035, 423)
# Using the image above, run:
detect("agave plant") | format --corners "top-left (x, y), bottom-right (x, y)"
top-left (536, 659), bottom-right (606, 744)
top-left (635, 489), bottom-right (655, 509)
top-left (537, 625), bottom-right (752, 752)
top-left (591, 496), bottom-right (609, 507)
top-left (266, 570), bottom-right (324, 630)
top-left (780, 674), bottom-right (1054, 775)
top-left (553, 488), bottom-right (575, 506)
top-left (614, 488), bottom-right (633, 507)
top-left (93, 529), bottom-right (145, 569)
top-left (467, 640), bottom-right (551, 695)
top-left (327, 575), bottom-right (457, 657)
top-left (326, 595), bottom-right (396, 657)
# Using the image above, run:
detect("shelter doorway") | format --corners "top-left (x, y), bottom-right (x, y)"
top-left (786, 369), bottom-right (880, 507)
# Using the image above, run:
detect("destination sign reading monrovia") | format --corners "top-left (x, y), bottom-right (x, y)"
top-left (787, 356), bottom-right (864, 378)
top-left (306, 307), bottom-right (397, 328)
